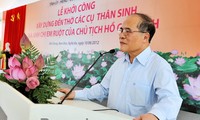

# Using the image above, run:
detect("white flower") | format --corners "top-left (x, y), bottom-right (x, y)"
top-left (50, 76), bottom-right (56, 80)
top-left (68, 54), bottom-right (71, 58)
top-left (66, 60), bottom-right (73, 69)
top-left (72, 64), bottom-right (85, 80)
top-left (62, 74), bottom-right (66, 79)
top-left (87, 54), bottom-right (92, 59)
top-left (115, 51), bottom-right (125, 58)
top-left (101, 62), bottom-right (107, 67)
top-left (89, 76), bottom-right (97, 85)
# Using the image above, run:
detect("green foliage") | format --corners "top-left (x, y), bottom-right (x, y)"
top-left (20, 45), bottom-right (40, 60)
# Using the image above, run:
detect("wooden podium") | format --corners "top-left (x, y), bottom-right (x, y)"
top-left (0, 81), bottom-right (133, 120)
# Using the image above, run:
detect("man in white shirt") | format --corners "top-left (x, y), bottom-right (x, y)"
top-left (59, 13), bottom-right (182, 120)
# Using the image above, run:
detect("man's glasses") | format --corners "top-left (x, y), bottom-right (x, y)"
top-left (117, 27), bottom-right (146, 34)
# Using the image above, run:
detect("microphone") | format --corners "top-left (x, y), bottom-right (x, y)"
top-left (58, 49), bottom-right (115, 104)
top-left (101, 49), bottom-right (115, 54)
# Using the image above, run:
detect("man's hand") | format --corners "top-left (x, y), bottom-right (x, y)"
top-left (58, 88), bottom-right (75, 100)
top-left (133, 113), bottom-right (159, 120)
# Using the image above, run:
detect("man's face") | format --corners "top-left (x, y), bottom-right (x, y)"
top-left (119, 15), bottom-right (149, 55)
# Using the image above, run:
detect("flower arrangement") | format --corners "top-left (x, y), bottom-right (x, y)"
top-left (0, 34), bottom-right (59, 104)
top-left (53, 49), bottom-right (200, 113)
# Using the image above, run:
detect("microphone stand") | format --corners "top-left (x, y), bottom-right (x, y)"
top-left (58, 52), bottom-right (105, 104)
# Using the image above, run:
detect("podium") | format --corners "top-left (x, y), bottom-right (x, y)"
top-left (0, 81), bottom-right (133, 120)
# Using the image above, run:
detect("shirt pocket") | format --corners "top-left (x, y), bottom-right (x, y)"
top-left (127, 82), bottom-right (151, 106)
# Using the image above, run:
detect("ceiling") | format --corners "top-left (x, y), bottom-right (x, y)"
top-left (0, 0), bottom-right (40, 12)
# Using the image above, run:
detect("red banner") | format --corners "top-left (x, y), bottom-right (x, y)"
top-left (3, 5), bottom-right (26, 54)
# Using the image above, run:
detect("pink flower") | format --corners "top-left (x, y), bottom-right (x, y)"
top-left (4, 74), bottom-right (13, 80)
top-left (20, 33), bottom-right (32, 50)
top-left (183, 75), bottom-right (200, 101)
top-left (89, 76), bottom-right (98, 85)
top-left (115, 51), bottom-right (125, 58)
top-left (34, 54), bottom-right (45, 70)
top-left (8, 67), bottom-right (26, 81)
top-left (4, 69), bottom-right (10, 74)
top-left (72, 64), bottom-right (85, 80)
top-left (175, 57), bottom-right (185, 66)
top-left (22, 57), bottom-right (40, 77)
top-left (66, 60), bottom-right (73, 69)
top-left (101, 62), bottom-right (107, 67)
top-left (26, 76), bottom-right (40, 89)
top-left (197, 58), bottom-right (200, 65)
top-left (24, 65), bottom-right (39, 77)
top-left (25, 87), bottom-right (30, 92)
top-left (4, 69), bottom-right (12, 79)
top-left (196, 52), bottom-right (200, 57)
top-left (22, 56), bottom-right (34, 70)
top-left (8, 57), bottom-right (21, 68)
top-left (174, 73), bottom-right (178, 80)
top-left (171, 49), bottom-right (178, 55)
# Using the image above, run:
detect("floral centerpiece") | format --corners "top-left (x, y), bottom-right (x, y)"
top-left (0, 34), bottom-right (59, 103)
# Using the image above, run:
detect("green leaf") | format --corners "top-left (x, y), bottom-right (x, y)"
top-left (176, 59), bottom-right (198, 73)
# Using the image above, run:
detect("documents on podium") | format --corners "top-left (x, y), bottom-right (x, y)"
top-left (0, 81), bottom-right (133, 120)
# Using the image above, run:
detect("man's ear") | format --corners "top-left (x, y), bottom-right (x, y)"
top-left (143, 33), bottom-right (150, 43)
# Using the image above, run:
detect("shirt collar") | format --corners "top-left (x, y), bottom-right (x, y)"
top-left (124, 46), bottom-right (152, 66)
